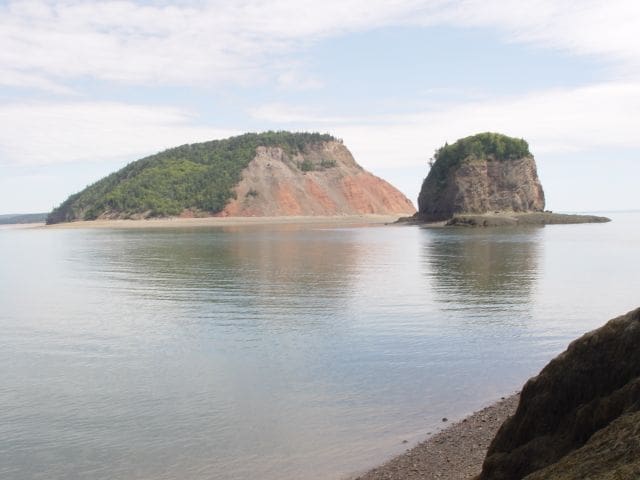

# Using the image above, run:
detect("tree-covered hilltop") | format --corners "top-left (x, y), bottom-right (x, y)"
top-left (46, 131), bottom-right (335, 224)
top-left (426, 132), bottom-right (531, 190)
top-left (433, 132), bottom-right (530, 164)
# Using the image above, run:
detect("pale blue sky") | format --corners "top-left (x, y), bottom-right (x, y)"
top-left (1, 1), bottom-right (639, 214)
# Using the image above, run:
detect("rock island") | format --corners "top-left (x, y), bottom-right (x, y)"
top-left (404, 132), bottom-right (609, 226)
top-left (46, 131), bottom-right (415, 224)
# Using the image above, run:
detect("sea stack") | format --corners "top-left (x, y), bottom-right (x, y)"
top-left (46, 131), bottom-right (415, 224)
top-left (416, 132), bottom-right (545, 222)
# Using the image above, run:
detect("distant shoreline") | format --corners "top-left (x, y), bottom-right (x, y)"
top-left (42, 214), bottom-right (403, 229)
top-left (351, 393), bottom-right (520, 480)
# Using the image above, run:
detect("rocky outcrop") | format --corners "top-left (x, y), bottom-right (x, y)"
top-left (479, 307), bottom-right (640, 480)
top-left (220, 140), bottom-right (415, 217)
top-left (444, 212), bottom-right (610, 227)
top-left (416, 133), bottom-right (545, 222)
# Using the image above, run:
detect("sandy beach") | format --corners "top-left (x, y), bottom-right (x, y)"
top-left (41, 214), bottom-right (403, 229)
top-left (353, 393), bottom-right (520, 480)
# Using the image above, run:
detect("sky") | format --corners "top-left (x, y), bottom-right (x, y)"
top-left (1, 0), bottom-right (639, 214)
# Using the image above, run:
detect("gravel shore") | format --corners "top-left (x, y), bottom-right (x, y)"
top-left (353, 393), bottom-right (520, 480)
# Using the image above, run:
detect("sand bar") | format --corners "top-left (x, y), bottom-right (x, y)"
top-left (42, 214), bottom-right (402, 229)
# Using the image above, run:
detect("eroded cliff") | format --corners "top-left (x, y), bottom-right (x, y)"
top-left (221, 140), bottom-right (415, 216)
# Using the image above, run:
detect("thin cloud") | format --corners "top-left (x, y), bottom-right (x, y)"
top-left (0, 0), bottom-right (424, 90)
top-left (0, 70), bottom-right (77, 95)
top-left (0, 102), bottom-right (238, 166)
top-left (276, 71), bottom-right (325, 91)
top-left (438, 0), bottom-right (640, 75)
top-left (1, 1), bottom-right (639, 93)
top-left (250, 103), bottom-right (380, 124)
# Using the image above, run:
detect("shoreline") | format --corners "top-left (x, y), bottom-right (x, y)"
top-left (9, 211), bottom-right (615, 230)
top-left (352, 393), bottom-right (520, 480)
top-left (41, 214), bottom-right (403, 229)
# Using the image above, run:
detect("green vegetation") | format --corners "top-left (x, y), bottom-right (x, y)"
top-left (296, 157), bottom-right (337, 172)
top-left (426, 132), bottom-right (531, 190)
top-left (432, 132), bottom-right (530, 167)
top-left (320, 159), bottom-right (337, 169)
top-left (47, 131), bottom-right (335, 224)
top-left (299, 158), bottom-right (314, 172)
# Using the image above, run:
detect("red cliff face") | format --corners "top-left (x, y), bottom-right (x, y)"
top-left (220, 141), bottom-right (415, 217)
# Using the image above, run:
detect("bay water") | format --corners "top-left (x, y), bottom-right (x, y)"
top-left (1, 213), bottom-right (638, 479)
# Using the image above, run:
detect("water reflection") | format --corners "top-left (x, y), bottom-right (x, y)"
top-left (68, 226), bottom-right (363, 335)
top-left (423, 228), bottom-right (542, 312)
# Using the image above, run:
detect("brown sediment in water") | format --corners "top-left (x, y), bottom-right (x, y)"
top-left (351, 393), bottom-right (519, 480)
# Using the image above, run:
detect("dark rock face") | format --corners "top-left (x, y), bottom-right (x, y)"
top-left (523, 410), bottom-right (640, 480)
top-left (418, 155), bottom-right (545, 222)
top-left (479, 307), bottom-right (640, 480)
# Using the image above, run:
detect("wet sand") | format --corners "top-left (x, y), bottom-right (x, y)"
top-left (352, 393), bottom-right (519, 480)
top-left (42, 214), bottom-right (402, 229)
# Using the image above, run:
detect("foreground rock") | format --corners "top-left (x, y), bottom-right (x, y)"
top-left (416, 133), bottom-right (545, 222)
top-left (479, 307), bottom-right (640, 480)
top-left (355, 394), bottom-right (519, 480)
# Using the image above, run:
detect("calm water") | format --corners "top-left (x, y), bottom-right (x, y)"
top-left (1, 213), bottom-right (639, 480)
